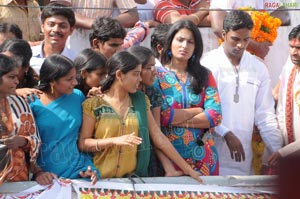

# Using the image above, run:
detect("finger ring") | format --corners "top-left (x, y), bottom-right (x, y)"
top-left (233, 151), bottom-right (238, 154)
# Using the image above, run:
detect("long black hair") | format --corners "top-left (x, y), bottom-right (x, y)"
top-left (74, 48), bottom-right (107, 95)
top-left (127, 46), bottom-right (154, 68)
top-left (0, 22), bottom-right (22, 40)
top-left (100, 51), bottom-right (140, 93)
top-left (161, 19), bottom-right (208, 93)
top-left (0, 54), bottom-right (19, 81)
top-left (0, 38), bottom-right (37, 88)
top-left (38, 54), bottom-right (74, 92)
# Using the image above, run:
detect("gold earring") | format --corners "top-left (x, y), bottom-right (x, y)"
top-left (51, 85), bottom-right (54, 94)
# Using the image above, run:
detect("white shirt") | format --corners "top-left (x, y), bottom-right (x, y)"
top-left (201, 45), bottom-right (282, 175)
top-left (209, 0), bottom-right (290, 89)
top-left (210, 0), bottom-right (281, 9)
top-left (136, 0), bottom-right (155, 21)
top-left (30, 42), bottom-right (76, 75)
top-left (277, 59), bottom-right (300, 157)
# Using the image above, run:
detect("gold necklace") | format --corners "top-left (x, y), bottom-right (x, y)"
top-left (176, 71), bottom-right (187, 81)
top-left (166, 64), bottom-right (188, 83)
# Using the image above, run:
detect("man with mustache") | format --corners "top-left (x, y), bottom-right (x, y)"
top-left (30, 3), bottom-right (76, 75)
top-left (201, 10), bottom-right (282, 175)
top-left (268, 24), bottom-right (300, 167)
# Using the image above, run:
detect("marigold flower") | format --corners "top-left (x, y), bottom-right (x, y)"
top-left (241, 7), bottom-right (282, 43)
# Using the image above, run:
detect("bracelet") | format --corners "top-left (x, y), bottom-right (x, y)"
top-left (95, 139), bottom-right (100, 151)
top-left (191, 14), bottom-right (200, 25)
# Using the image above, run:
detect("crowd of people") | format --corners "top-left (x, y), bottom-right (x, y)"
top-left (0, 0), bottom-right (299, 187)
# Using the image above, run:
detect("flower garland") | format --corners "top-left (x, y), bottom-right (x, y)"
top-left (218, 8), bottom-right (282, 45)
top-left (241, 7), bottom-right (282, 43)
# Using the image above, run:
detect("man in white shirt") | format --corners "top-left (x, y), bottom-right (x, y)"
top-left (30, 3), bottom-right (76, 75)
top-left (209, 0), bottom-right (290, 60)
top-left (201, 10), bottom-right (282, 175)
top-left (269, 24), bottom-right (300, 165)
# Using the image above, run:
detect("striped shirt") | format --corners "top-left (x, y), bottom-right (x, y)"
top-left (154, 0), bottom-right (202, 23)
top-left (55, 0), bottom-right (137, 18)
top-left (4, 95), bottom-right (41, 182)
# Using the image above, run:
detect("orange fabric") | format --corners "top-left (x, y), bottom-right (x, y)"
top-left (1, 96), bottom-right (40, 183)
top-left (6, 150), bottom-right (28, 181)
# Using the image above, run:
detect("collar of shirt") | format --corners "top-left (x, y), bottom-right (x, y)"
top-left (31, 42), bottom-right (45, 58)
top-left (32, 41), bottom-right (75, 60)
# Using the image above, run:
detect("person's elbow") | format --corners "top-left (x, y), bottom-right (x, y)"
top-left (151, 132), bottom-right (168, 150)
top-left (119, 9), bottom-right (139, 28)
top-left (211, 26), bottom-right (223, 39)
top-left (205, 110), bottom-right (222, 128)
top-left (209, 10), bottom-right (226, 38)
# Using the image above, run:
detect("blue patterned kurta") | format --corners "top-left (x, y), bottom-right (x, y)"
top-left (152, 66), bottom-right (222, 175)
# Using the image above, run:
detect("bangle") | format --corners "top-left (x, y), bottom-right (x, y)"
top-left (185, 119), bottom-right (189, 128)
top-left (95, 139), bottom-right (100, 151)
top-left (191, 14), bottom-right (200, 25)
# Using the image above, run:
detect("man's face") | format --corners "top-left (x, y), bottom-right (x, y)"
top-left (95, 38), bottom-right (123, 59)
top-left (222, 28), bottom-right (251, 61)
top-left (41, 15), bottom-right (73, 49)
top-left (289, 38), bottom-right (300, 66)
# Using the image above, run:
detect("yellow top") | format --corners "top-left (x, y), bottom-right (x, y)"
top-left (82, 95), bottom-right (150, 178)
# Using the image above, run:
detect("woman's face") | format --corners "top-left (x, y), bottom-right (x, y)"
top-left (52, 67), bottom-right (78, 96)
top-left (0, 32), bottom-right (16, 46)
top-left (83, 68), bottom-right (107, 88)
top-left (1, 51), bottom-right (25, 82)
top-left (0, 67), bottom-right (19, 96)
top-left (141, 56), bottom-right (156, 86)
top-left (171, 28), bottom-right (195, 62)
top-left (119, 64), bottom-right (142, 93)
